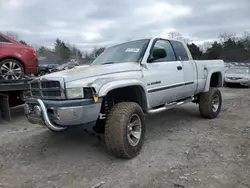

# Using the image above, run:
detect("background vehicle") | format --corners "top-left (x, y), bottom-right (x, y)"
top-left (35, 63), bottom-right (58, 76)
top-left (225, 66), bottom-right (250, 87)
top-left (25, 37), bottom-right (225, 159)
top-left (0, 32), bottom-right (38, 80)
top-left (51, 62), bottom-right (79, 72)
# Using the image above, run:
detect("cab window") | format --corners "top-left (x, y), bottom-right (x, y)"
top-left (151, 39), bottom-right (176, 62)
top-left (170, 41), bottom-right (189, 61)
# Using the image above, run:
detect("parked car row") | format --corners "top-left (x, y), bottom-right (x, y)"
top-left (52, 62), bottom-right (79, 72)
top-left (35, 63), bottom-right (58, 76)
top-left (35, 62), bottom-right (80, 76)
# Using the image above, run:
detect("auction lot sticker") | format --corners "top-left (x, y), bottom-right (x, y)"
top-left (125, 48), bottom-right (140, 52)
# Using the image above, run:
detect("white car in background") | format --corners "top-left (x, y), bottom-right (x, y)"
top-left (225, 67), bottom-right (250, 87)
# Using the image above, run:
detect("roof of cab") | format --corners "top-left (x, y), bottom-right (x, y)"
top-left (127, 36), bottom-right (182, 42)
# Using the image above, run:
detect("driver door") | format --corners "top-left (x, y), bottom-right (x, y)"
top-left (142, 39), bottom-right (185, 108)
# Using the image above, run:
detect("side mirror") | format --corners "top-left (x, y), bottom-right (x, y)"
top-left (148, 48), bottom-right (167, 62)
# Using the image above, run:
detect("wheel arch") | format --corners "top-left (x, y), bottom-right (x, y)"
top-left (98, 80), bottom-right (149, 113)
top-left (204, 71), bottom-right (224, 92)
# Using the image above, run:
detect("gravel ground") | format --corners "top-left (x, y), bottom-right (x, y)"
top-left (0, 87), bottom-right (249, 188)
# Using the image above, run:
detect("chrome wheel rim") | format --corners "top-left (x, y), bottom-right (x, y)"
top-left (0, 61), bottom-right (23, 80)
top-left (212, 94), bottom-right (220, 112)
top-left (127, 114), bottom-right (142, 146)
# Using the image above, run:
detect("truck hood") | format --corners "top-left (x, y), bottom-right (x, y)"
top-left (42, 62), bottom-right (141, 82)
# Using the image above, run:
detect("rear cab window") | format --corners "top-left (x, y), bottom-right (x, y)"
top-left (0, 36), bottom-right (11, 43)
top-left (170, 40), bottom-right (189, 61)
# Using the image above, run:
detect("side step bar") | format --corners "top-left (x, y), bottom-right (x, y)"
top-left (148, 97), bottom-right (194, 114)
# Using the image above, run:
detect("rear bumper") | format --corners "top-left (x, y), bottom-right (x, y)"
top-left (25, 98), bottom-right (102, 130)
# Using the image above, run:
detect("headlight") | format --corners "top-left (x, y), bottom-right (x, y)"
top-left (66, 88), bottom-right (84, 99)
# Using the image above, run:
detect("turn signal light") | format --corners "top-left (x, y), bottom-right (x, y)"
top-left (93, 94), bottom-right (99, 102)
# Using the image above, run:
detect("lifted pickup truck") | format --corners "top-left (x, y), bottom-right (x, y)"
top-left (24, 37), bottom-right (225, 159)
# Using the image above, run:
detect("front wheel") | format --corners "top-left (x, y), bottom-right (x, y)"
top-left (199, 88), bottom-right (222, 119)
top-left (105, 102), bottom-right (146, 159)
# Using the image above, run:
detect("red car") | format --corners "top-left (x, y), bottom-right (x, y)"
top-left (0, 32), bottom-right (38, 80)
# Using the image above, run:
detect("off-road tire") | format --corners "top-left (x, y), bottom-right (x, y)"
top-left (199, 88), bottom-right (222, 119)
top-left (104, 102), bottom-right (146, 159)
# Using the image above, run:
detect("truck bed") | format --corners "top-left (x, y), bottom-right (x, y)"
top-left (194, 59), bottom-right (225, 93)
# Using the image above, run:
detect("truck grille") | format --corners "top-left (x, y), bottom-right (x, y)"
top-left (30, 79), bottom-right (64, 99)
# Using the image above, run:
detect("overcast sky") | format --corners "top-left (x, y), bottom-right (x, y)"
top-left (0, 0), bottom-right (249, 50)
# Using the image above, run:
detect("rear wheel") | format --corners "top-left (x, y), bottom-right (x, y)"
top-left (0, 59), bottom-right (24, 80)
top-left (199, 88), bottom-right (222, 119)
top-left (105, 102), bottom-right (146, 159)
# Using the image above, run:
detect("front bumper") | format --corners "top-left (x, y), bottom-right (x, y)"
top-left (25, 98), bottom-right (102, 130)
top-left (225, 78), bottom-right (250, 86)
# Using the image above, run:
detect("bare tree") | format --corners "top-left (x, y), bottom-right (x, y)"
top-left (167, 31), bottom-right (190, 43)
top-left (219, 32), bottom-right (236, 42)
top-left (167, 31), bottom-right (183, 40)
top-left (200, 42), bottom-right (213, 52)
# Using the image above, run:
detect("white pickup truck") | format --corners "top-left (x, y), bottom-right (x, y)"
top-left (25, 37), bottom-right (225, 159)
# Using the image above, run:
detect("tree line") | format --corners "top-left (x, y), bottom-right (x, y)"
top-left (38, 38), bottom-right (105, 64)
top-left (3, 31), bottom-right (250, 64)
top-left (168, 31), bottom-right (250, 62)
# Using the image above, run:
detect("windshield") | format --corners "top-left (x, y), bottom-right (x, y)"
top-left (226, 68), bottom-right (249, 74)
top-left (91, 39), bottom-right (150, 65)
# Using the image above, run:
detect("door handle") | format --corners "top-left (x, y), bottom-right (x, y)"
top-left (177, 66), bottom-right (182, 70)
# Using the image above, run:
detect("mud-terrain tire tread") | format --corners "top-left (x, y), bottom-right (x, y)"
top-left (104, 102), bottom-right (145, 159)
top-left (199, 88), bottom-right (222, 119)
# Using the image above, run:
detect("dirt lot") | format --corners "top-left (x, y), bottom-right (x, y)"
top-left (0, 87), bottom-right (249, 188)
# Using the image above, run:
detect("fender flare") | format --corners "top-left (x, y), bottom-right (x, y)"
top-left (204, 69), bottom-right (224, 92)
top-left (98, 79), bottom-right (146, 96)
top-left (96, 79), bottom-right (149, 111)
